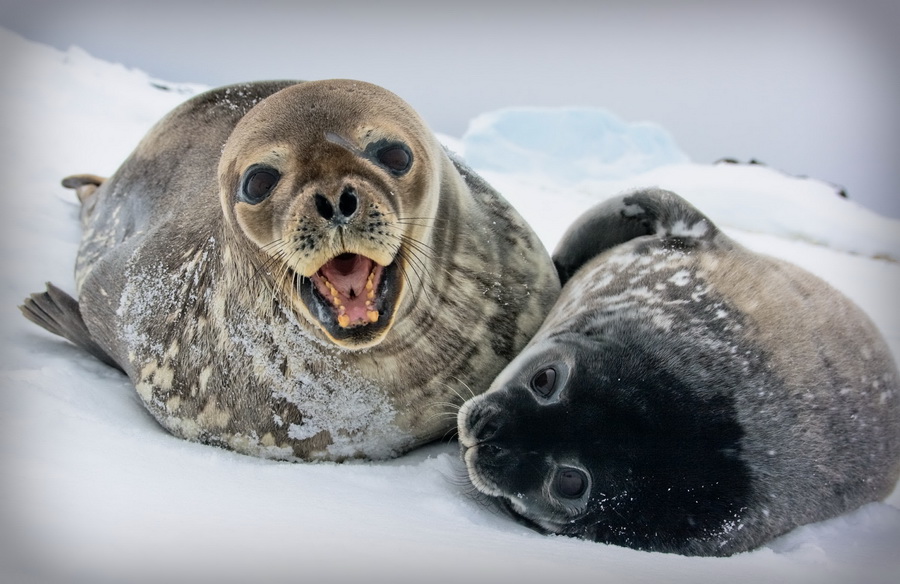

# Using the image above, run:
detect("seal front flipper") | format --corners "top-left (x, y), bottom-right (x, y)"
top-left (20, 283), bottom-right (123, 371)
top-left (61, 174), bottom-right (106, 203)
top-left (552, 188), bottom-right (718, 285)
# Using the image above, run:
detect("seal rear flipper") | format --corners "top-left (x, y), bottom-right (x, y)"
top-left (553, 188), bottom-right (718, 285)
top-left (61, 174), bottom-right (106, 204)
top-left (19, 283), bottom-right (123, 371)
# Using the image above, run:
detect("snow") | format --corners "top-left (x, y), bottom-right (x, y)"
top-left (1, 26), bottom-right (899, 584)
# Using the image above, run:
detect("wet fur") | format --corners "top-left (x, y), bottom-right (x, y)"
top-left (458, 188), bottom-right (900, 555)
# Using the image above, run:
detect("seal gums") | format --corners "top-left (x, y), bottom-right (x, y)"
top-left (298, 254), bottom-right (401, 344)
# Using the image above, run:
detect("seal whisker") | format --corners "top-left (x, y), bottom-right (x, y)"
top-left (394, 247), bottom-right (440, 307)
top-left (447, 375), bottom-right (479, 401)
top-left (397, 245), bottom-right (438, 292)
top-left (237, 241), bottom-right (298, 316)
top-left (390, 234), bottom-right (458, 309)
top-left (423, 405), bottom-right (464, 427)
top-left (425, 400), bottom-right (463, 413)
top-left (397, 234), bottom-right (442, 269)
top-left (391, 217), bottom-right (456, 232)
top-left (380, 210), bottom-right (450, 224)
top-left (437, 382), bottom-right (470, 409)
top-left (248, 239), bottom-right (291, 283)
top-left (377, 227), bottom-right (438, 265)
top-left (439, 426), bottom-right (459, 443)
top-left (265, 241), bottom-right (297, 309)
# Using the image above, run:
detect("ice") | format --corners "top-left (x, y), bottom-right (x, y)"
top-left (461, 106), bottom-right (689, 182)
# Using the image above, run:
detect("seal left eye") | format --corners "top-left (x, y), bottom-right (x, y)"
top-left (241, 167), bottom-right (280, 204)
top-left (530, 367), bottom-right (557, 398)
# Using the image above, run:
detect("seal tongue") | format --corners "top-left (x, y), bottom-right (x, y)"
top-left (312, 254), bottom-right (383, 328)
top-left (321, 253), bottom-right (372, 297)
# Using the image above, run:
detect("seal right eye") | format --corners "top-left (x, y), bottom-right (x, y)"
top-left (240, 167), bottom-right (280, 204)
top-left (376, 144), bottom-right (412, 174)
top-left (530, 367), bottom-right (557, 398)
top-left (554, 467), bottom-right (589, 499)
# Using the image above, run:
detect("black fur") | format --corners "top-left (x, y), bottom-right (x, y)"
top-left (552, 189), bottom-right (717, 285)
top-left (459, 188), bottom-right (900, 556)
top-left (465, 322), bottom-right (757, 555)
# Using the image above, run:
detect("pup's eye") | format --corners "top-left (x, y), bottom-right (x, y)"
top-left (240, 166), bottom-right (280, 204)
top-left (554, 467), bottom-right (588, 499)
top-left (530, 367), bottom-right (557, 398)
top-left (376, 144), bottom-right (412, 174)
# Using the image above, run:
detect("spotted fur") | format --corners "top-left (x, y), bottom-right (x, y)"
top-left (458, 188), bottom-right (900, 555)
top-left (21, 80), bottom-right (560, 461)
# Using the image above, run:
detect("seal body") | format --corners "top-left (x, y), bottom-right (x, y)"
top-left (22, 80), bottom-right (560, 461)
top-left (458, 188), bottom-right (900, 555)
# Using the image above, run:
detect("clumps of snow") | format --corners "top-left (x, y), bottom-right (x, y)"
top-left (666, 218), bottom-right (710, 239)
top-left (231, 305), bottom-right (412, 461)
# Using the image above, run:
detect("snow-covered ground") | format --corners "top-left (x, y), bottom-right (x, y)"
top-left (1, 27), bottom-right (898, 584)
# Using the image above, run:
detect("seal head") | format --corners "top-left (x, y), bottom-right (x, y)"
top-left (219, 82), bottom-right (439, 348)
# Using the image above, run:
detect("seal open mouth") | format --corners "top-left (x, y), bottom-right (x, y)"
top-left (313, 253), bottom-right (383, 327)
top-left (298, 252), bottom-right (401, 345)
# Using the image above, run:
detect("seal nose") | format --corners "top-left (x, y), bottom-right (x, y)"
top-left (468, 401), bottom-right (503, 443)
top-left (315, 186), bottom-right (359, 224)
top-left (339, 186), bottom-right (358, 218)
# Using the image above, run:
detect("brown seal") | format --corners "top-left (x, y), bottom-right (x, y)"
top-left (21, 79), bottom-right (560, 461)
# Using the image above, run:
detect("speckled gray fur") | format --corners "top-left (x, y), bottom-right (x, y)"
top-left (458, 188), bottom-right (900, 555)
top-left (22, 80), bottom-right (560, 461)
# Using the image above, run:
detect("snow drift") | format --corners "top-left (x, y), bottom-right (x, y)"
top-left (1, 27), bottom-right (898, 584)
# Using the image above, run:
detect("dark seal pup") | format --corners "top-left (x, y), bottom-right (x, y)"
top-left (458, 188), bottom-right (899, 556)
top-left (21, 80), bottom-right (560, 461)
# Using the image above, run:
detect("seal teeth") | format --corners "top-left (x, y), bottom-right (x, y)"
top-left (366, 272), bottom-right (376, 301)
top-left (364, 295), bottom-right (378, 323)
top-left (314, 260), bottom-right (382, 328)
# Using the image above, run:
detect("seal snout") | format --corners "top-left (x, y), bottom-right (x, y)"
top-left (286, 172), bottom-right (407, 345)
top-left (314, 186), bottom-right (359, 224)
top-left (468, 401), bottom-right (503, 444)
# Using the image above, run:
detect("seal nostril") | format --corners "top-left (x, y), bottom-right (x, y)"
top-left (339, 187), bottom-right (358, 218)
top-left (480, 418), bottom-right (500, 442)
top-left (471, 403), bottom-right (502, 442)
top-left (314, 193), bottom-right (334, 220)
